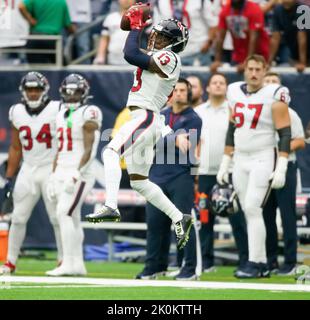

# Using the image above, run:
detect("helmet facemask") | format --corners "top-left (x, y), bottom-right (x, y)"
top-left (147, 29), bottom-right (172, 52)
top-left (61, 85), bottom-right (85, 110)
top-left (149, 20), bottom-right (189, 53)
top-left (60, 74), bottom-right (90, 110)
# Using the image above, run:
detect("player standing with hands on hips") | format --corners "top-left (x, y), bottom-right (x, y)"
top-left (217, 55), bottom-right (291, 278)
top-left (86, 3), bottom-right (193, 249)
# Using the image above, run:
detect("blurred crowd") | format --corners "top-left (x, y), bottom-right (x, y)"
top-left (0, 0), bottom-right (309, 71)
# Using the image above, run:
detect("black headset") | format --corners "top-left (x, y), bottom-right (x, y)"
top-left (178, 78), bottom-right (193, 104)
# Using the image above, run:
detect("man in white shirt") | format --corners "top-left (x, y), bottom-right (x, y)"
top-left (153, 0), bottom-right (220, 66)
top-left (186, 75), bottom-right (204, 108)
top-left (262, 72), bottom-right (305, 276)
top-left (93, 0), bottom-right (134, 65)
top-left (195, 72), bottom-right (248, 272)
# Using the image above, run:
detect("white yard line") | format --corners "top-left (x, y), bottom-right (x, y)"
top-left (1, 276), bottom-right (310, 292)
top-left (3, 285), bottom-right (111, 289)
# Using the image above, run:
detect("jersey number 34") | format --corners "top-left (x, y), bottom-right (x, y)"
top-left (19, 124), bottom-right (52, 150)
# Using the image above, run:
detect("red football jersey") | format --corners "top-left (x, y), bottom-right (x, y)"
top-left (218, 1), bottom-right (269, 63)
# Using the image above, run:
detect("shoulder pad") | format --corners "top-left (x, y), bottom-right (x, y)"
top-left (152, 50), bottom-right (179, 77)
top-left (83, 105), bottom-right (103, 126)
top-left (9, 103), bottom-right (23, 122)
top-left (272, 85), bottom-right (291, 104)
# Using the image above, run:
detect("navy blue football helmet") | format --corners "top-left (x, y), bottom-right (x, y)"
top-left (60, 73), bottom-right (90, 109)
top-left (152, 19), bottom-right (189, 53)
top-left (210, 183), bottom-right (240, 217)
top-left (19, 72), bottom-right (49, 109)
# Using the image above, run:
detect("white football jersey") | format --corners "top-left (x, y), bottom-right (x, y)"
top-left (227, 82), bottom-right (290, 153)
top-left (127, 50), bottom-right (181, 113)
top-left (55, 105), bottom-right (102, 176)
top-left (9, 101), bottom-right (60, 166)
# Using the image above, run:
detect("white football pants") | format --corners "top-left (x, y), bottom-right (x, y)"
top-left (51, 169), bottom-right (95, 271)
top-left (232, 148), bottom-right (276, 264)
top-left (8, 162), bottom-right (62, 265)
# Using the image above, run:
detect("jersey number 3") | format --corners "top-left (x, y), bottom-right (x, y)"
top-left (131, 68), bottom-right (143, 92)
top-left (233, 103), bottom-right (263, 129)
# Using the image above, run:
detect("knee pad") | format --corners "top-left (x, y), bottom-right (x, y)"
top-left (130, 179), bottom-right (148, 194)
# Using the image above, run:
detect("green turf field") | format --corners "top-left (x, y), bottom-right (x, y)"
top-left (0, 253), bottom-right (310, 300)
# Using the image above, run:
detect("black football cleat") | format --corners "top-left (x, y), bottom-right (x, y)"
top-left (174, 214), bottom-right (193, 250)
top-left (86, 205), bottom-right (121, 223)
top-left (235, 261), bottom-right (270, 279)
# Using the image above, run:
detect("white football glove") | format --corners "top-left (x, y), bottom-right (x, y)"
top-left (270, 157), bottom-right (288, 189)
top-left (216, 155), bottom-right (232, 185)
top-left (64, 170), bottom-right (81, 194)
top-left (46, 173), bottom-right (57, 202)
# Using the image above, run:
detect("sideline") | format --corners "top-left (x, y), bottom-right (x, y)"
top-left (1, 276), bottom-right (310, 292)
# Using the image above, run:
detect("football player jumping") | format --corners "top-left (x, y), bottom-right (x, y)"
top-left (0, 72), bottom-right (62, 275)
top-left (217, 54), bottom-right (291, 278)
top-left (86, 4), bottom-right (193, 249)
top-left (45, 74), bottom-right (102, 276)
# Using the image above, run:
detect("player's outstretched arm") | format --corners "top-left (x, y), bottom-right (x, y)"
top-left (123, 30), bottom-right (151, 70)
top-left (123, 30), bottom-right (165, 77)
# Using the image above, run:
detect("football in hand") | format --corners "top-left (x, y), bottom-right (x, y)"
top-left (120, 3), bottom-right (151, 31)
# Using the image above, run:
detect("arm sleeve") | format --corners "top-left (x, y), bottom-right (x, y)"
top-left (248, 4), bottom-right (264, 30)
top-left (123, 30), bottom-right (151, 70)
top-left (225, 121), bottom-right (236, 147)
top-left (83, 105), bottom-right (103, 128)
top-left (152, 50), bottom-right (179, 78)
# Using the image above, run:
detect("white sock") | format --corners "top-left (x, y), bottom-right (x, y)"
top-left (246, 207), bottom-right (267, 263)
top-left (52, 223), bottom-right (63, 263)
top-left (58, 215), bottom-right (76, 268)
top-left (130, 179), bottom-right (183, 223)
top-left (7, 223), bottom-right (26, 265)
top-left (103, 148), bottom-right (122, 209)
top-left (73, 219), bottom-right (85, 269)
